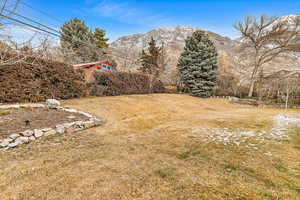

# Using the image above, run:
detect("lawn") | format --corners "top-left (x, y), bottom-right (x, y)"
top-left (0, 94), bottom-right (299, 200)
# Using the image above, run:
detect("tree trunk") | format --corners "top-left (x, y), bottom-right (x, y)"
top-left (285, 87), bottom-right (289, 110)
top-left (248, 80), bottom-right (255, 98)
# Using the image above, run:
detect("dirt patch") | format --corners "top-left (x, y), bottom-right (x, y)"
top-left (0, 107), bottom-right (89, 139)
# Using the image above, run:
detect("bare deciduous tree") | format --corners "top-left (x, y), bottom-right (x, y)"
top-left (235, 14), bottom-right (300, 97)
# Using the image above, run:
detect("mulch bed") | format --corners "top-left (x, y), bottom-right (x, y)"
top-left (0, 108), bottom-right (89, 139)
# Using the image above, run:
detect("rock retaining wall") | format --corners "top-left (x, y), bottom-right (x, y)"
top-left (0, 101), bottom-right (102, 151)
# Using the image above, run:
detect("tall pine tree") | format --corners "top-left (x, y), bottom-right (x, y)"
top-left (177, 30), bottom-right (218, 97)
top-left (60, 18), bottom-right (94, 51)
top-left (94, 28), bottom-right (109, 48)
top-left (60, 18), bottom-right (107, 63)
top-left (139, 37), bottom-right (162, 76)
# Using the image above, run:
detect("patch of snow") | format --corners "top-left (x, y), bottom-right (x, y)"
top-left (273, 113), bottom-right (300, 127)
top-left (191, 113), bottom-right (300, 148)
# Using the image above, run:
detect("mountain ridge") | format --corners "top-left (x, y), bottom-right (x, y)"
top-left (110, 18), bottom-right (300, 83)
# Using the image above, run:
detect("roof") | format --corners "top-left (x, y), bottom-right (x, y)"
top-left (73, 61), bottom-right (111, 68)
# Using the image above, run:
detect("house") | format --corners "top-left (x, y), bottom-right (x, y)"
top-left (73, 61), bottom-right (116, 82)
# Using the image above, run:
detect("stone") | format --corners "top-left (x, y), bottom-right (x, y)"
top-left (46, 99), bottom-right (60, 108)
top-left (55, 106), bottom-right (64, 110)
top-left (78, 111), bottom-right (93, 118)
top-left (74, 121), bottom-right (84, 129)
top-left (9, 133), bottom-right (20, 139)
top-left (83, 121), bottom-right (94, 128)
top-left (29, 136), bottom-right (36, 141)
top-left (15, 136), bottom-right (29, 144)
top-left (0, 105), bottom-right (20, 109)
top-left (62, 122), bottom-right (75, 128)
top-left (64, 108), bottom-right (77, 113)
top-left (72, 121), bottom-right (84, 131)
top-left (41, 128), bottom-right (52, 132)
top-left (46, 99), bottom-right (60, 105)
top-left (67, 115), bottom-right (76, 119)
top-left (2, 138), bottom-right (13, 143)
top-left (8, 141), bottom-right (21, 148)
top-left (75, 121), bottom-right (83, 126)
top-left (21, 130), bottom-right (33, 137)
top-left (44, 129), bottom-right (56, 136)
top-left (29, 104), bottom-right (45, 108)
top-left (0, 147), bottom-right (9, 152)
top-left (93, 119), bottom-right (102, 126)
top-left (0, 140), bottom-right (10, 148)
top-left (56, 125), bottom-right (65, 134)
top-left (34, 129), bottom-right (43, 138)
top-left (19, 104), bottom-right (28, 108)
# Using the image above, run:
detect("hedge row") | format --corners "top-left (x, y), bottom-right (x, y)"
top-left (0, 52), bottom-right (165, 103)
top-left (0, 52), bottom-right (87, 103)
top-left (90, 71), bottom-right (165, 96)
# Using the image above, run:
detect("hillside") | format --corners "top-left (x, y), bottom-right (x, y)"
top-left (110, 17), bottom-right (300, 83)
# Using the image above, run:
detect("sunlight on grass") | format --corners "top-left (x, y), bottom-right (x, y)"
top-left (290, 127), bottom-right (300, 150)
top-left (208, 117), bottom-right (273, 131)
top-left (1, 95), bottom-right (300, 200)
top-left (0, 110), bottom-right (10, 116)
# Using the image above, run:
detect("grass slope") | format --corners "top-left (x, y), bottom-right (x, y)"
top-left (0, 94), bottom-right (299, 200)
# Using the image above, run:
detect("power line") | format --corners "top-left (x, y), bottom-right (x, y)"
top-left (0, 12), bottom-right (60, 37)
top-left (0, 0), bottom-right (8, 14)
top-left (20, 0), bottom-right (63, 24)
top-left (3, 7), bottom-right (60, 33)
top-left (1, 5), bottom-right (138, 63)
top-left (2, 0), bottom-right (20, 16)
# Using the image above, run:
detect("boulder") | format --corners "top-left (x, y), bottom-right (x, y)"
top-left (0, 105), bottom-right (20, 109)
top-left (41, 128), bottom-right (52, 132)
top-left (29, 104), bottom-right (45, 108)
top-left (15, 136), bottom-right (29, 144)
top-left (9, 133), bottom-right (20, 139)
top-left (93, 119), bottom-right (102, 126)
top-left (56, 125), bottom-right (65, 134)
top-left (21, 130), bottom-right (33, 137)
top-left (83, 121), bottom-right (94, 128)
top-left (29, 136), bottom-right (36, 141)
top-left (64, 108), bottom-right (77, 113)
top-left (46, 99), bottom-right (60, 108)
top-left (78, 111), bottom-right (93, 118)
top-left (44, 129), bottom-right (57, 136)
top-left (8, 141), bottom-right (21, 148)
top-left (34, 129), bottom-right (43, 138)
top-left (0, 140), bottom-right (10, 148)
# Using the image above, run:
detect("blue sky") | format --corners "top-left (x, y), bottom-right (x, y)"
top-left (3, 0), bottom-right (300, 41)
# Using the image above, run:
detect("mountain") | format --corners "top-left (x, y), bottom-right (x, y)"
top-left (110, 26), bottom-right (238, 83)
top-left (110, 19), bottom-right (300, 84)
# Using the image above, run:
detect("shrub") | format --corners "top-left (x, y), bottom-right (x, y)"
top-left (91, 71), bottom-right (165, 96)
top-left (0, 52), bottom-right (87, 103)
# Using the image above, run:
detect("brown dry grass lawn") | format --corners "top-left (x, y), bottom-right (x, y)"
top-left (0, 94), bottom-right (300, 200)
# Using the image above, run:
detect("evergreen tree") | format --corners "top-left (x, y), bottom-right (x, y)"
top-left (60, 18), bottom-right (100, 63)
top-left (177, 30), bottom-right (218, 97)
top-left (138, 37), bottom-right (162, 76)
top-left (60, 18), bottom-right (94, 50)
top-left (94, 28), bottom-right (109, 48)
